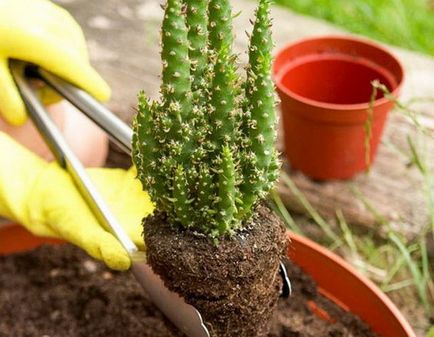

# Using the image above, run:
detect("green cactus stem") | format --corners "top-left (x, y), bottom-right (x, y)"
top-left (132, 93), bottom-right (156, 191)
top-left (133, 93), bottom-right (174, 211)
top-left (209, 46), bottom-right (238, 151)
top-left (239, 0), bottom-right (278, 215)
top-left (161, 0), bottom-right (192, 116)
top-left (208, 0), bottom-right (234, 52)
top-left (217, 146), bottom-right (237, 234)
top-left (173, 165), bottom-right (194, 227)
top-left (185, 0), bottom-right (208, 91)
top-left (183, 1), bottom-right (211, 163)
top-left (247, 0), bottom-right (276, 168)
top-left (133, 0), bottom-right (279, 237)
top-left (161, 0), bottom-right (196, 162)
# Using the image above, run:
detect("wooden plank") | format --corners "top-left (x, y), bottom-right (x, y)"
top-left (57, 0), bottom-right (434, 238)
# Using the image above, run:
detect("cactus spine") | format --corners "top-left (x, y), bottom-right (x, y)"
top-left (133, 0), bottom-right (279, 237)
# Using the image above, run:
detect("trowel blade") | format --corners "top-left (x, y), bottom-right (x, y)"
top-left (130, 256), bottom-right (210, 337)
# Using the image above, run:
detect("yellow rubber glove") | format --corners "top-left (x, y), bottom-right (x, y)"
top-left (0, 132), bottom-right (154, 270)
top-left (0, 0), bottom-right (110, 126)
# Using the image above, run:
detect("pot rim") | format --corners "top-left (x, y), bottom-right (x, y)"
top-left (273, 35), bottom-right (405, 112)
top-left (0, 223), bottom-right (417, 337)
top-left (287, 231), bottom-right (416, 337)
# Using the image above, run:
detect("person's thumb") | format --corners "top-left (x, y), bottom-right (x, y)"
top-left (0, 59), bottom-right (27, 126)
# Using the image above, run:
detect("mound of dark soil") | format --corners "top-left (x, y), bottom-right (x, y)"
top-left (0, 244), bottom-right (378, 337)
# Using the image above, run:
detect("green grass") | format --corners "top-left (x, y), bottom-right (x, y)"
top-left (274, 0), bottom-right (434, 56)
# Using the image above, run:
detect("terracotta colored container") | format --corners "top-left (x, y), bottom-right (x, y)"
top-left (273, 36), bottom-right (404, 180)
top-left (0, 224), bottom-right (416, 337)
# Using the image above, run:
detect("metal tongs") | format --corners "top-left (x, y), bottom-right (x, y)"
top-left (11, 60), bottom-right (290, 337)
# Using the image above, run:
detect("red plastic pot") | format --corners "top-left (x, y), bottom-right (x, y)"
top-left (273, 36), bottom-right (404, 180)
top-left (0, 223), bottom-right (416, 337)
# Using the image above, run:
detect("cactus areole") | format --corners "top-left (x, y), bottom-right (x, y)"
top-left (133, 1), bottom-right (287, 336)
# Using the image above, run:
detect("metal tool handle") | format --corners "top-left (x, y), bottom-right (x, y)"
top-left (38, 68), bottom-right (132, 154)
top-left (11, 62), bottom-right (137, 255)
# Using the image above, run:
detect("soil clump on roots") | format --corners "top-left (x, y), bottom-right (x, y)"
top-left (143, 204), bottom-right (288, 337)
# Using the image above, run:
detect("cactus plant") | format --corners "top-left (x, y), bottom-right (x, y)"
top-left (133, 0), bottom-right (279, 238)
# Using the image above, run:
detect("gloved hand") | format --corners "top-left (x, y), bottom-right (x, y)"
top-left (0, 0), bottom-right (110, 126)
top-left (0, 132), bottom-right (154, 270)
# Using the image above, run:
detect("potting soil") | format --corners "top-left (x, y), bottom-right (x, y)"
top-left (0, 245), bottom-right (378, 337)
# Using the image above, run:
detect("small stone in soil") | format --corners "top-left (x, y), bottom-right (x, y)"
top-left (83, 260), bottom-right (98, 273)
